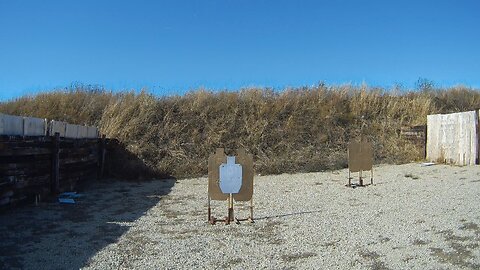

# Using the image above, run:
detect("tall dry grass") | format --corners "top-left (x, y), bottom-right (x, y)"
top-left (1, 85), bottom-right (479, 178)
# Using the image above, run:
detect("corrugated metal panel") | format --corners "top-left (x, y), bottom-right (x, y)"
top-left (65, 124), bottom-right (80, 138)
top-left (77, 125), bottom-right (88, 138)
top-left (87, 126), bottom-right (99, 138)
top-left (1, 114), bottom-right (99, 138)
top-left (0, 113), bottom-right (24, 136)
top-left (426, 111), bottom-right (478, 166)
top-left (23, 117), bottom-right (47, 136)
top-left (49, 121), bottom-right (67, 137)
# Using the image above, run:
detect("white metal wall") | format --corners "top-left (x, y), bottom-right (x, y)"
top-left (50, 121), bottom-right (100, 139)
top-left (0, 113), bottom-right (99, 139)
top-left (0, 114), bottom-right (25, 136)
top-left (49, 120), bottom-right (67, 137)
top-left (426, 111), bottom-right (478, 166)
top-left (24, 117), bottom-right (47, 136)
top-left (0, 113), bottom-right (46, 136)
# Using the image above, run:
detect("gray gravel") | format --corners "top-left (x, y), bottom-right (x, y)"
top-left (1, 163), bottom-right (480, 269)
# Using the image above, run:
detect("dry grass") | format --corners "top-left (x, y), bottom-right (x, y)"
top-left (1, 84), bottom-right (479, 178)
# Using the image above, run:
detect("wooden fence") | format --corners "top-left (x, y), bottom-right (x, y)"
top-left (400, 125), bottom-right (427, 158)
top-left (0, 134), bottom-right (106, 206)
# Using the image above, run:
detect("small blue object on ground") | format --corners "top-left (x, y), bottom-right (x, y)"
top-left (58, 198), bottom-right (75, 204)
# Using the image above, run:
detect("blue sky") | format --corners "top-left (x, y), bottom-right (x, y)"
top-left (0, 0), bottom-right (479, 100)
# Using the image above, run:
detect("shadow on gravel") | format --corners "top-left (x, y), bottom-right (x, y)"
top-left (0, 178), bottom-right (175, 270)
top-left (256, 210), bottom-right (323, 220)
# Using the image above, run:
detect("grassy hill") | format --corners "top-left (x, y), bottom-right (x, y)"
top-left (1, 84), bottom-right (479, 178)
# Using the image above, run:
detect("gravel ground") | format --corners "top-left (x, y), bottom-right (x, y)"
top-left (1, 163), bottom-right (480, 269)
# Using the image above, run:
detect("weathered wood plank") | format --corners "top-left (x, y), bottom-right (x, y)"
top-left (51, 132), bottom-right (60, 194)
top-left (60, 162), bottom-right (98, 173)
top-left (59, 156), bottom-right (98, 166)
top-left (0, 124), bottom-right (102, 207)
top-left (98, 135), bottom-right (106, 179)
top-left (0, 148), bottom-right (52, 156)
top-left (0, 160), bottom-right (51, 170)
top-left (10, 174), bottom-right (51, 189)
top-left (0, 154), bottom-right (51, 165)
top-left (0, 166), bottom-right (51, 178)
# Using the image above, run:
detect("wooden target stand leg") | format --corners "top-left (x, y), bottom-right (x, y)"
top-left (227, 194), bottom-right (234, 225)
top-left (347, 169), bottom-right (374, 188)
top-left (208, 194), bottom-right (235, 225)
top-left (208, 195), bottom-right (214, 225)
top-left (208, 196), bottom-right (255, 225)
top-left (359, 170), bottom-right (363, 186)
top-left (359, 169), bottom-right (375, 186)
top-left (348, 170), bottom-right (352, 187)
top-left (347, 170), bottom-right (373, 187)
top-left (234, 198), bottom-right (255, 223)
top-left (249, 199), bottom-right (254, 223)
top-left (208, 195), bottom-right (228, 225)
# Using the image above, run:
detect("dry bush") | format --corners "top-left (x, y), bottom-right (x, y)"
top-left (1, 85), bottom-right (479, 178)
top-left (0, 86), bottom-right (115, 126)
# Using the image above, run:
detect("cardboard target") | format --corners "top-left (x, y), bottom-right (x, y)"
top-left (208, 148), bottom-right (254, 201)
top-left (208, 148), bottom-right (228, 200)
top-left (348, 141), bottom-right (373, 172)
top-left (348, 142), bottom-right (362, 173)
top-left (233, 148), bottom-right (254, 201)
top-left (361, 142), bottom-right (373, 171)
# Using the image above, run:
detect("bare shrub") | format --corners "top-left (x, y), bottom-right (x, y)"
top-left (1, 85), bottom-right (479, 178)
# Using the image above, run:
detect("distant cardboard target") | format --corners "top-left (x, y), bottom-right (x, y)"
top-left (348, 142), bottom-right (373, 172)
top-left (347, 140), bottom-right (374, 186)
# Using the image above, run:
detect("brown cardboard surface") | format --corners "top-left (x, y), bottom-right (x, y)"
top-left (208, 148), bottom-right (228, 200)
top-left (361, 142), bottom-right (373, 170)
top-left (348, 141), bottom-right (373, 172)
top-left (348, 142), bottom-right (362, 172)
top-left (233, 148), bottom-right (254, 201)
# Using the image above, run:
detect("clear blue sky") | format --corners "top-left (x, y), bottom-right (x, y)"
top-left (0, 0), bottom-right (479, 100)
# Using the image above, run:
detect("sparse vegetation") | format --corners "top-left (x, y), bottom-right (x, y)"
top-left (1, 84), bottom-right (479, 178)
top-left (404, 173), bottom-right (420, 180)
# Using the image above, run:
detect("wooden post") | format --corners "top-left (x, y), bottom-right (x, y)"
top-left (348, 170), bottom-right (351, 186)
top-left (207, 195), bottom-right (211, 223)
top-left (98, 134), bottom-right (106, 179)
top-left (249, 198), bottom-right (254, 223)
top-left (51, 132), bottom-right (60, 194)
top-left (230, 195), bottom-right (234, 222)
top-left (226, 194), bottom-right (234, 224)
top-left (370, 169), bottom-right (374, 185)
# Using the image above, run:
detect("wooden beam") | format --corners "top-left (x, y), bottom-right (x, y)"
top-left (50, 132), bottom-right (60, 194)
top-left (98, 134), bottom-right (106, 179)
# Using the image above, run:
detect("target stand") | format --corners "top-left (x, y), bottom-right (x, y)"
top-left (207, 148), bottom-right (254, 225)
top-left (347, 140), bottom-right (374, 187)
